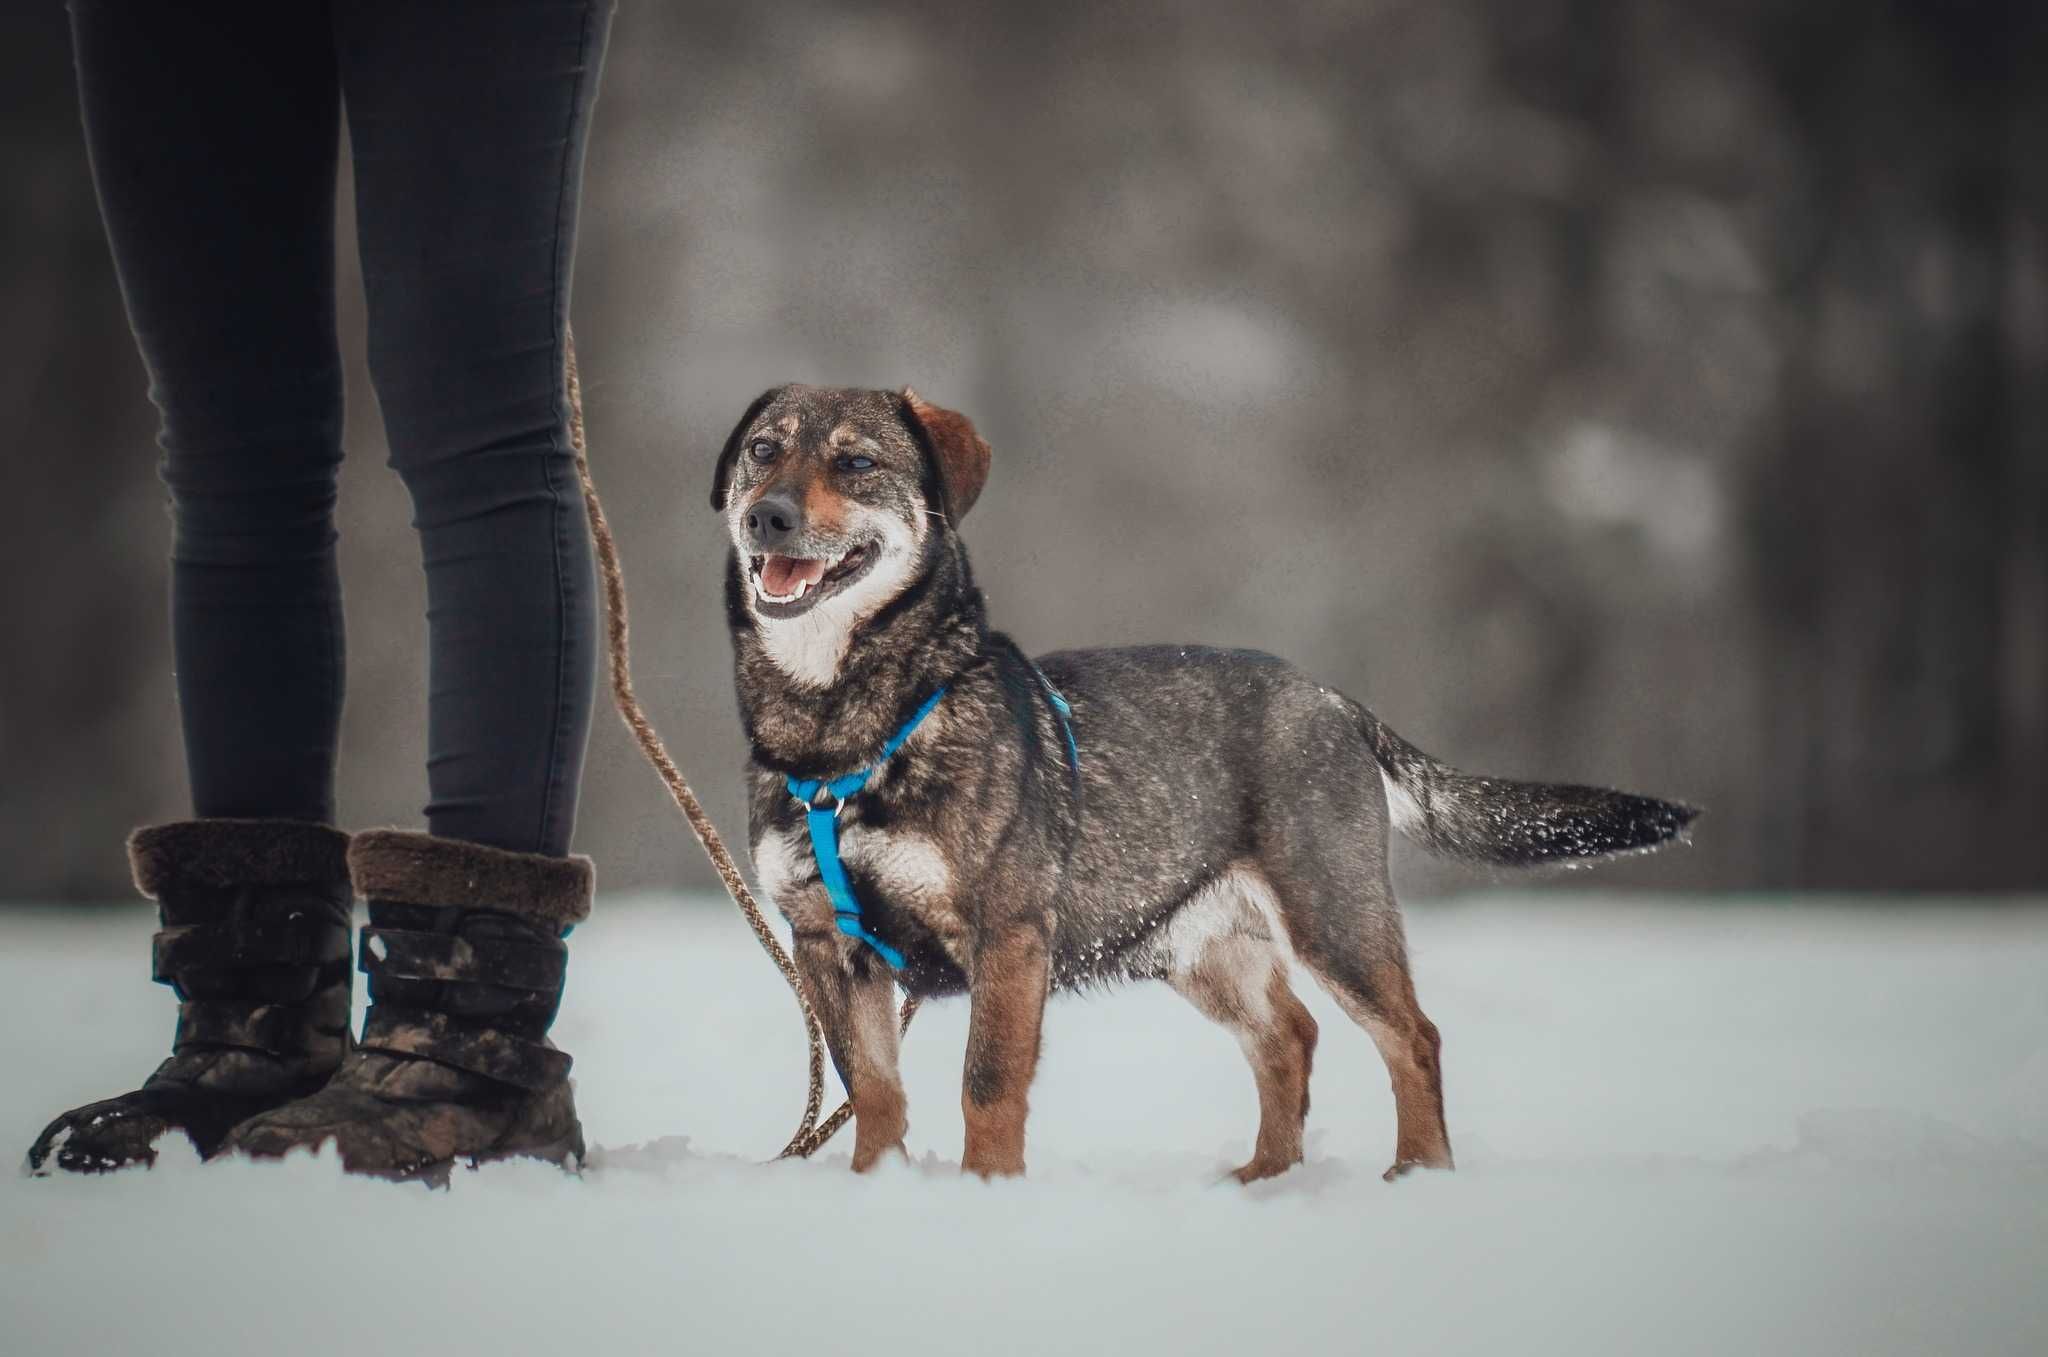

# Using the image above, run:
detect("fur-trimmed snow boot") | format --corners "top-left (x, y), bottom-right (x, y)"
top-left (24, 819), bottom-right (354, 1174)
top-left (219, 830), bottom-right (590, 1182)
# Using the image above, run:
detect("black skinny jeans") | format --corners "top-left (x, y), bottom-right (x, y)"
top-left (70, 0), bottom-right (612, 857)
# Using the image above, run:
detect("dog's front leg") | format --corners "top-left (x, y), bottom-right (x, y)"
top-left (960, 922), bottom-right (1051, 1178)
top-left (791, 924), bottom-right (909, 1172)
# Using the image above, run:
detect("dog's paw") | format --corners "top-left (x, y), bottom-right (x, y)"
top-left (960, 1151), bottom-right (1025, 1180)
top-left (850, 1139), bottom-right (908, 1174)
top-left (1381, 1155), bottom-right (1453, 1183)
top-left (1229, 1154), bottom-right (1301, 1185)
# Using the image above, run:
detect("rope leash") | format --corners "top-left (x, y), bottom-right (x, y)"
top-left (563, 330), bottom-right (917, 1160)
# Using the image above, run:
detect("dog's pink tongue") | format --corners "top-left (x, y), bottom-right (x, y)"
top-left (761, 555), bottom-right (826, 596)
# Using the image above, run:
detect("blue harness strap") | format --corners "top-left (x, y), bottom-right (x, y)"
top-left (798, 806), bottom-right (905, 969)
top-left (1030, 664), bottom-right (1081, 784)
top-left (785, 686), bottom-right (948, 970)
top-left (783, 672), bottom-right (1081, 972)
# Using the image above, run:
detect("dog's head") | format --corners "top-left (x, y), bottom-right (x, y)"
top-left (711, 385), bottom-right (989, 632)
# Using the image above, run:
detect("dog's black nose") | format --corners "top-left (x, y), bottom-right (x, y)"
top-left (745, 493), bottom-right (802, 552)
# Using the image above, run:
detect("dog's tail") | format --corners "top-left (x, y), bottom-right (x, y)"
top-left (1357, 707), bottom-right (1698, 867)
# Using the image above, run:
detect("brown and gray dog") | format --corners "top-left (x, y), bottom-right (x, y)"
top-left (713, 386), bottom-right (1695, 1182)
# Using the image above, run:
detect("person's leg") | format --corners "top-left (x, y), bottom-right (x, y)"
top-left (222, 0), bottom-right (615, 1178)
top-left (72, 0), bottom-right (349, 824)
top-left (338, 0), bottom-right (611, 857)
top-left (28, 0), bottom-right (354, 1176)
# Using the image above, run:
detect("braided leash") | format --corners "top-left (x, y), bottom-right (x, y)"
top-left (564, 330), bottom-right (917, 1160)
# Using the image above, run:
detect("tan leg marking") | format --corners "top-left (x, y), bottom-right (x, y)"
top-left (1150, 866), bottom-right (1319, 1183)
top-left (1324, 960), bottom-right (1453, 1179)
top-left (960, 926), bottom-right (1050, 1179)
top-left (1171, 938), bottom-right (1319, 1183)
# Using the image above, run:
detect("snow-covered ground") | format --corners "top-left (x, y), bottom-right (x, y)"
top-left (5, 893), bottom-right (2045, 1355)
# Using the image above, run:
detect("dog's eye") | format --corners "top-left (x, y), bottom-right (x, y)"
top-left (837, 455), bottom-right (877, 472)
top-left (747, 438), bottom-right (778, 462)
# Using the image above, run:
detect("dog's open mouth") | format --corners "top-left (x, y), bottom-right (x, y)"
top-left (750, 543), bottom-right (876, 618)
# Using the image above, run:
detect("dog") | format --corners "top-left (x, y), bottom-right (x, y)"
top-left (712, 385), bottom-right (1696, 1182)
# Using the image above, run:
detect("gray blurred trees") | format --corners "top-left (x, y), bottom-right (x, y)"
top-left (3, 0), bottom-right (2042, 898)
top-left (1746, 1), bottom-right (2048, 886)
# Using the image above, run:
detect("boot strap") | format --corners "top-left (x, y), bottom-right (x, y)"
top-left (358, 1007), bottom-right (572, 1091)
top-left (153, 915), bottom-right (350, 983)
top-left (174, 997), bottom-right (338, 1058)
top-left (357, 927), bottom-right (567, 992)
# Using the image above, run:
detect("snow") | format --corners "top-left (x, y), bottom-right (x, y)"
top-left (5, 893), bottom-right (2045, 1356)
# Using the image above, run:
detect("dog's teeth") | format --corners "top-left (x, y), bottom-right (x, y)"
top-left (755, 575), bottom-right (813, 604)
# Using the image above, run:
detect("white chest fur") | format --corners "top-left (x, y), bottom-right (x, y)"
top-left (757, 608), bottom-right (857, 689)
top-left (751, 822), bottom-right (958, 925)
top-left (837, 825), bottom-right (954, 908)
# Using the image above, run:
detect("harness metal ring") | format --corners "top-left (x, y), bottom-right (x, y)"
top-left (793, 787), bottom-right (848, 818)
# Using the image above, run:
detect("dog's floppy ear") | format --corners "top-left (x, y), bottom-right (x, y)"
top-left (900, 388), bottom-right (992, 522)
top-left (710, 387), bottom-right (784, 512)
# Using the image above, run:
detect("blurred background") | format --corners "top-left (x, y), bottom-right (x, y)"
top-left (3, 0), bottom-right (2043, 901)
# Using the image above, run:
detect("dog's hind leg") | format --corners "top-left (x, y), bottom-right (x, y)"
top-left (1298, 934), bottom-right (1452, 1180)
top-left (1166, 930), bottom-right (1318, 1184)
top-left (1250, 690), bottom-right (1452, 1180)
top-left (1335, 953), bottom-right (1453, 1181)
top-left (1269, 859), bottom-right (1453, 1180)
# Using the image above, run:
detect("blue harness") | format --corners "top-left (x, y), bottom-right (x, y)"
top-left (784, 673), bottom-right (1078, 970)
